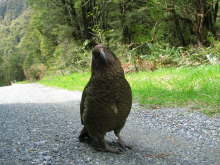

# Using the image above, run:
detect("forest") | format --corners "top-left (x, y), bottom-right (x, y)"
top-left (0, 0), bottom-right (220, 84)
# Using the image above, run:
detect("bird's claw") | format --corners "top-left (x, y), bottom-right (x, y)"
top-left (117, 140), bottom-right (132, 151)
top-left (95, 145), bottom-right (122, 154)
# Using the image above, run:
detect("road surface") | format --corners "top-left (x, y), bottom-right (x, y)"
top-left (0, 84), bottom-right (220, 165)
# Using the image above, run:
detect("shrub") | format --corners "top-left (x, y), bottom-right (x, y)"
top-left (24, 63), bottom-right (46, 81)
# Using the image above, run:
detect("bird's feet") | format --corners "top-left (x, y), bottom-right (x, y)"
top-left (95, 142), bottom-right (122, 154)
top-left (79, 134), bottom-right (91, 143)
top-left (79, 127), bottom-right (92, 143)
top-left (118, 140), bottom-right (132, 151)
top-left (93, 138), bottom-right (122, 154)
top-left (114, 131), bottom-right (132, 151)
top-left (116, 138), bottom-right (132, 151)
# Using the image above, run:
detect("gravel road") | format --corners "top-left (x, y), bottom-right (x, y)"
top-left (0, 84), bottom-right (220, 165)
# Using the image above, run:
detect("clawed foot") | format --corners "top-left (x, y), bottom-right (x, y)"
top-left (114, 131), bottom-right (132, 151)
top-left (79, 134), bottom-right (92, 143)
top-left (93, 138), bottom-right (123, 154)
top-left (111, 140), bottom-right (132, 151)
top-left (95, 142), bottom-right (122, 154)
top-left (79, 127), bottom-right (92, 143)
top-left (117, 140), bottom-right (132, 151)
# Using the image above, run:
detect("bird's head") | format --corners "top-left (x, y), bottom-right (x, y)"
top-left (92, 44), bottom-right (117, 70)
top-left (91, 44), bottom-right (124, 77)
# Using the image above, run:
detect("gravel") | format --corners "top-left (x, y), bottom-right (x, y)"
top-left (0, 83), bottom-right (220, 165)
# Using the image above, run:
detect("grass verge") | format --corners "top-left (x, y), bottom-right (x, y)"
top-left (39, 65), bottom-right (220, 116)
top-left (39, 72), bottom-right (90, 91)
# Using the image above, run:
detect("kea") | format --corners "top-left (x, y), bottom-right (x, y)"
top-left (79, 44), bottom-right (132, 153)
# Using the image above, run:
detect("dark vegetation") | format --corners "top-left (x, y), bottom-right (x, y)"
top-left (0, 0), bottom-right (220, 85)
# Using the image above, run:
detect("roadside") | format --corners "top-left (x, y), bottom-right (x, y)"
top-left (39, 65), bottom-right (220, 115)
top-left (0, 84), bottom-right (219, 165)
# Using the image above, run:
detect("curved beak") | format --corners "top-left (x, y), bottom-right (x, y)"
top-left (100, 48), bottom-right (108, 63)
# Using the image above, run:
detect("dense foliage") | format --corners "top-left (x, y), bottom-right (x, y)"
top-left (0, 0), bottom-right (220, 84)
top-left (0, 0), bottom-right (28, 84)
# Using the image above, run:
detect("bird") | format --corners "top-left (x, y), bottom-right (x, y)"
top-left (79, 44), bottom-right (132, 153)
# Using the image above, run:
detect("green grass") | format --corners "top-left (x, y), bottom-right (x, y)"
top-left (39, 65), bottom-right (220, 116)
top-left (39, 72), bottom-right (90, 91)
top-left (127, 65), bottom-right (220, 115)
top-left (0, 82), bottom-right (5, 86)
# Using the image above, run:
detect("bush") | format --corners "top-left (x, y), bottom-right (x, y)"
top-left (50, 40), bottom-right (91, 74)
top-left (24, 63), bottom-right (46, 81)
top-left (121, 41), bottom-right (220, 69)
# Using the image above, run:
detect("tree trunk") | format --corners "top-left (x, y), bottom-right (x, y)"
top-left (170, 8), bottom-right (187, 46)
top-left (119, 0), bottom-right (132, 44)
top-left (81, 0), bottom-right (96, 40)
top-left (194, 0), bottom-right (219, 46)
top-left (60, 0), bottom-right (82, 39)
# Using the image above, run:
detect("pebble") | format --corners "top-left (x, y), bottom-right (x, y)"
top-left (0, 84), bottom-right (219, 165)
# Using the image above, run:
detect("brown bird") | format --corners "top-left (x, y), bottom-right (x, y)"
top-left (79, 44), bottom-right (132, 153)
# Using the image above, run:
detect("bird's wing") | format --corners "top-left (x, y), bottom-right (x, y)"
top-left (80, 80), bottom-right (91, 125)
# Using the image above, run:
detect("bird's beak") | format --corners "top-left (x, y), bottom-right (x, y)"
top-left (100, 48), bottom-right (108, 63)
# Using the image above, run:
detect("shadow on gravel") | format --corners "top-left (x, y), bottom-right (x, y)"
top-left (0, 102), bottom-right (220, 165)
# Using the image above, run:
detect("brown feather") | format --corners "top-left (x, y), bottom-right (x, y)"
top-left (79, 44), bottom-right (132, 153)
